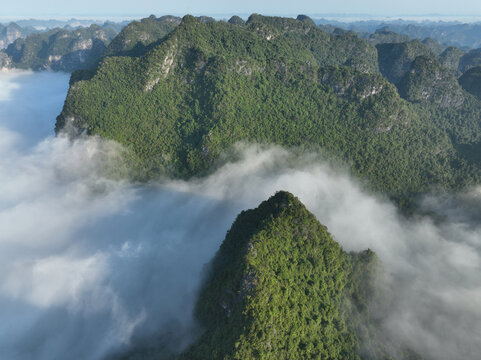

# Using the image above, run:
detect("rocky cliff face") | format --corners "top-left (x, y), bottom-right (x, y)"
top-left (1, 24), bottom-right (117, 72)
top-left (0, 51), bottom-right (11, 68)
top-left (319, 65), bottom-right (390, 100)
top-left (0, 23), bottom-right (29, 49)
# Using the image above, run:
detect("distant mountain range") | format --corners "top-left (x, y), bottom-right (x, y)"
top-left (0, 24), bottom-right (117, 71)
top-left (316, 18), bottom-right (481, 49)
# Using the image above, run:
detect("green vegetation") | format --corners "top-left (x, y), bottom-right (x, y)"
top-left (296, 14), bottom-right (317, 27)
top-left (2, 24), bottom-right (117, 71)
top-left (421, 37), bottom-right (445, 55)
top-left (227, 16), bottom-right (246, 26)
top-left (177, 191), bottom-right (419, 359)
top-left (459, 48), bottom-right (481, 73)
top-left (439, 46), bottom-right (465, 75)
top-left (104, 15), bottom-right (181, 57)
top-left (459, 65), bottom-right (481, 99)
top-left (245, 14), bottom-right (378, 73)
top-left (398, 55), bottom-right (464, 106)
top-left (57, 15), bottom-right (481, 207)
top-left (184, 191), bottom-right (357, 359)
top-left (376, 40), bottom-right (435, 83)
top-left (367, 27), bottom-right (411, 45)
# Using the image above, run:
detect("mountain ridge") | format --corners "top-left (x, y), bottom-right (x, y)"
top-left (56, 14), bottom-right (481, 207)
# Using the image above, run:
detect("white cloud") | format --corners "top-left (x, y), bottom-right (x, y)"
top-left (1, 70), bottom-right (481, 360)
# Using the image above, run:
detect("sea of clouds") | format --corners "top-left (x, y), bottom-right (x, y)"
top-left (0, 70), bottom-right (480, 360)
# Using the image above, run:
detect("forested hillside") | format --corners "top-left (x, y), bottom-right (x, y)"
top-left (57, 15), bottom-right (481, 206)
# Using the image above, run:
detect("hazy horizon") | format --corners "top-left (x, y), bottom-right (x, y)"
top-left (3, 13), bottom-right (481, 22)
top-left (4, 0), bottom-right (481, 21)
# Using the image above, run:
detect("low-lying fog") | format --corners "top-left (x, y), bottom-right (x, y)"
top-left (0, 70), bottom-right (480, 360)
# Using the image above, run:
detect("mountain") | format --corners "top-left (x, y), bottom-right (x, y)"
top-left (184, 191), bottom-right (364, 359)
top-left (0, 51), bottom-right (11, 68)
top-left (11, 18), bottom-right (128, 31)
top-left (367, 27), bottom-right (411, 45)
top-left (56, 15), bottom-right (481, 206)
top-left (421, 37), bottom-right (445, 55)
top-left (0, 22), bottom-right (37, 49)
top-left (459, 48), bottom-right (481, 73)
top-left (317, 19), bottom-right (481, 49)
top-left (244, 14), bottom-right (379, 73)
top-left (0, 24), bottom-right (118, 71)
top-left (227, 16), bottom-right (246, 26)
top-left (439, 46), bottom-right (465, 75)
top-left (398, 55), bottom-right (464, 107)
top-left (376, 40), bottom-right (435, 84)
top-left (182, 191), bottom-right (360, 359)
top-left (103, 15), bottom-right (219, 58)
top-left (296, 14), bottom-right (316, 27)
top-left (104, 15), bottom-right (181, 57)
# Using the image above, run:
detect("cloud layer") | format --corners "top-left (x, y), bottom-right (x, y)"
top-left (0, 71), bottom-right (480, 360)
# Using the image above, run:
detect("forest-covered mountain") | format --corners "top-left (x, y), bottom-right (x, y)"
top-left (0, 15), bottom-right (221, 72)
top-left (185, 191), bottom-right (361, 359)
top-left (103, 15), bottom-right (181, 57)
top-left (103, 15), bottom-right (215, 57)
top-left (56, 14), bottom-right (481, 207)
top-left (459, 65), bottom-right (481, 99)
top-left (118, 191), bottom-right (419, 360)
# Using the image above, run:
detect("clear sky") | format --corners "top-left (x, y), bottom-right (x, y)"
top-left (3, 0), bottom-right (481, 18)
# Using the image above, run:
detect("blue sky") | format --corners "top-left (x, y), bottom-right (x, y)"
top-left (3, 0), bottom-right (481, 18)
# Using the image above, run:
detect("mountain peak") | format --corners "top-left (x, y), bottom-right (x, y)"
top-left (181, 14), bottom-right (198, 25)
top-left (182, 191), bottom-right (359, 359)
top-left (296, 14), bottom-right (316, 26)
top-left (255, 190), bottom-right (304, 217)
top-left (227, 15), bottom-right (245, 26)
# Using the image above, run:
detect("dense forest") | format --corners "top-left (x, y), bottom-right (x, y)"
top-left (57, 14), bottom-right (481, 207)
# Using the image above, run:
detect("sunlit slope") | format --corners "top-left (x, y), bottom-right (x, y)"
top-left (57, 15), bottom-right (481, 204)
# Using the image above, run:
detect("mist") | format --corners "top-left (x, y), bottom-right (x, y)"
top-left (0, 70), bottom-right (480, 360)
